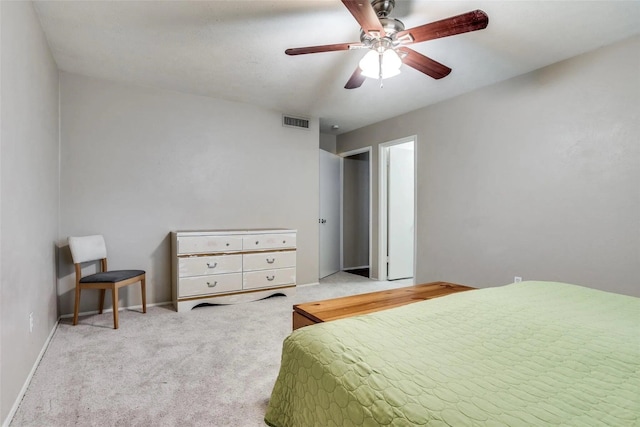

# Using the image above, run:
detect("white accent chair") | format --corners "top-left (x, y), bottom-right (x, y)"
top-left (68, 235), bottom-right (146, 329)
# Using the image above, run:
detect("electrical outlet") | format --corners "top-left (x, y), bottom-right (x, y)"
top-left (29, 312), bottom-right (34, 333)
top-left (514, 276), bottom-right (522, 283)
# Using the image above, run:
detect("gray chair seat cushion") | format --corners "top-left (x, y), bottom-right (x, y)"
top-left (80, 270), bottom-right (145, 283)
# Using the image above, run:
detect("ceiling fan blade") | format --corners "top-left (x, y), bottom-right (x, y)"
top-left (345, 67), bottom-right (366, 89)
top-left (285, 42), bottom-right (362, 56)
top-left (398, 48), bottom-right (452, 79)
top-left (342, 0), bottom-right (385, 37)
top-left (397, 10), bottom-right (488, 44)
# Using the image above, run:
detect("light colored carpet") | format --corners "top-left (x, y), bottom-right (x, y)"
top-left (10, 272), bottom-right (411, 427)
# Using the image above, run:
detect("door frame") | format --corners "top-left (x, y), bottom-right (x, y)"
top-left (378, 136), bottom-right (417, 281)
top-left (339, 146), bottom-right (373, 276)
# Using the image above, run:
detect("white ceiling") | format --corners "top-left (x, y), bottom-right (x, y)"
top-left (33, 1), bottom-right (640, 134)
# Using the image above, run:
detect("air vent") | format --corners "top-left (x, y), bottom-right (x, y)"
top-left (283, 115), bottom-right (310, 130)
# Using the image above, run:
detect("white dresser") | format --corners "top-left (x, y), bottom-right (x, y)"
top-left (171, 229), bottom-right (296, 312)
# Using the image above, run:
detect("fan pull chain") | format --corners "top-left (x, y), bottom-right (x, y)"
top-left (379, 52), bottom-right (384, 88)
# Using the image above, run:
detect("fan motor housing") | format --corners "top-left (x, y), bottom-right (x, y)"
top-left (372, 0), bottom-right (395, 17)
top-left (360, 17), bottom-right (405, 45)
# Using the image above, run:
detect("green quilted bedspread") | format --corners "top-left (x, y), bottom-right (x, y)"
top-left (265, 282), bottom-right (640, 426)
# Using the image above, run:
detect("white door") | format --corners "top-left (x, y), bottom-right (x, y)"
top-left (387, 142), bottom-right (414, 280)
top-left (319, 150), bottom-right (341, 278)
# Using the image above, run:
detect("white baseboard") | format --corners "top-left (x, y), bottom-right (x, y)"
top-left (297, 282), bottom-right (319, 288)
top-left (58, 301), bottom-right (173, 319)
top-left (3, 319), bottom-right (59, 427)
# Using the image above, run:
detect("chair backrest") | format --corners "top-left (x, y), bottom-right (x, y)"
top-left (68, 235), bottom-right (108, 264)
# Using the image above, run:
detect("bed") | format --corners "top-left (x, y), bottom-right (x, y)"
top-left (265, 281), bottom-right (639, 426)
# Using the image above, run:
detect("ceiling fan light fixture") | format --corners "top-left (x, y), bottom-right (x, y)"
top-left (359, 48), bottom-right (401, 79)
top-left (285, 0), bottom-right (489, 89)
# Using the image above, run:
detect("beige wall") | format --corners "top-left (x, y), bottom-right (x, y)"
top-left (0, 2), bottom-right (60, 422)
top-left (338, 35), bottom-right (640, 296)
top-left (319, 133), bottom-right (337, 154)
top-left (58, 73), bottom-right (319, 315)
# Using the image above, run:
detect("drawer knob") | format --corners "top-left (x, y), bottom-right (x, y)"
top-left (207, 262), bottom-right (218, 269)
top-left (266, 258), bottom-right (275, 264)
top-left (266, 275), bottom-right (275, 281)
top-left (255, 241), bottom-right (259, 245)
top-left (206, 281), bottom-right (218, 288)
top-left (226, 243), bottom-right (229, 246)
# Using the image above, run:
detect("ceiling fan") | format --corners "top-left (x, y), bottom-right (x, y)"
top-left (285, 0), bottom-right (489, 89)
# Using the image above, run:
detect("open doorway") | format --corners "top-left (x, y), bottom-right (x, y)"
top-left (341, 148), bottom-right (372, 278)
top-left (379, 137), bottom-right (416, 281)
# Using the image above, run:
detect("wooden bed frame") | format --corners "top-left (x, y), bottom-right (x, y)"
top-left (292, 281), bottom-right (474, 330)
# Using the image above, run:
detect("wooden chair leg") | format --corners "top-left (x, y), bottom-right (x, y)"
top-left (99, 289), bottom-right (106, 314)
top-left (73, 285), bottom-right (81, 326)
top-left (112, 287), bottom-right (119, 329)
top-left (141, 276), bottom-right (147, 314)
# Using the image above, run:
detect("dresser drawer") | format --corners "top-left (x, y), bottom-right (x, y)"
top-left (242, 233), bottom-right (296, 251)
top-left (178, 254), bottom-right (242, 278)
top-left (179, 273), bottom-right (242, 297)
top-left (243, 267), bottom-right (296, 290)
top-left (177, 235), bottom-right (243, 254)
top-left (243, 251), bottom-right (296, 271)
